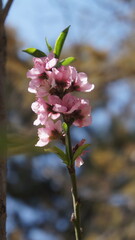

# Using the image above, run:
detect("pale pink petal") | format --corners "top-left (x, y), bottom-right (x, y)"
top-left (45, 119), bottom-right (62, 133)
top-left (29, 79), bottom-right (41, 88)
top-left (27, 68), bottom-right (42, 79)
top-left (46, 119), bottom-right (55, 130)
top-left (80, 83), bottom-right (95, 92)
top-left (74, 115), bottom-right (92, 127)
top-left (53, 104), bottom-right (67, 113)
top-left (33, 57), bottom-right (45, 72)
top-left (39, 113), bottom-right (48, 125)
top-left (50, 78), bottom-right (56, 88)
top-left (37, 127), bottom-right (49, 139)
top-left (75, 156), bottom-right (84, 167)
top-left (55, 120), bottom-right (62, 132)
top-left (48, 95), bottom-right (62, 105)
top-left (50, 112), bottom-right (61, 120)
top-left (33, 57), bottom-right (44, 65)
top-left (78, 72), bottom-right (88, 84)
top-left (52, 67), bottom-right (59, 75)
top-left (47, 52), bottom-right (56, 60)
top-left (31, 101), bottom-right (39, 114)
top-left (35, 128), bottom-right (50, 147)
top-left (62, 94), bottom-right (81, 114)
top-left (36, 87), bottom-right (49, 97)
top-left (67, 101), bottom-right (81, 114)
top-left (73, 72), bottom-right (95, 92)
top-left (33, 118), bottom-right (41, 126)
top-left (52, 68), bottom-right (64, 82)
top-left (69, 66), bottom-right (77, 79)
top-left (46, 58), bottom-right (58, 70)
top-left (62, 93), bottom-right (76, 106)
top-left (28, 87), bottom-right (37, 94)
top-left (35, 139), bottom-right (49, 147)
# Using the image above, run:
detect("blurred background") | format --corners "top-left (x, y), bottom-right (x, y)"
top-left (5, 0), bottom-right (135, 239)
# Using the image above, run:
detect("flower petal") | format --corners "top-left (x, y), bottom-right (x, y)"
top-left (75, 156), bottom-right (84, 167)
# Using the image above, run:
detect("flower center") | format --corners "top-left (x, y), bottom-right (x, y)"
top-left (50, 129), bottom-right (60, 140)
top-left (39, 72), bottom-right (48, 79)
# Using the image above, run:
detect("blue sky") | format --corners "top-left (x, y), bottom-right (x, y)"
top-left (5, 0), bottom-right (131, 54)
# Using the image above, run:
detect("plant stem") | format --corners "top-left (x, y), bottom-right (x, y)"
top-left (66, 126), bottom-right (82, 240)
top-left (66, 125), bottom-right (73, 165)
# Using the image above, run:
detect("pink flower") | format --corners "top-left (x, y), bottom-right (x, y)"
top-left (52, 66), bottom-right (71, 87)
top-left (28, 78), bottom-right (50, 97)
top-left (33, 52), bottom-right (58, 71)
top-left (75, 72), bottom-right (95, 92)
top-left (27, 61), bottom-right (51, 81)
top-left (73, 99), bottom-right (92, 127)
top-left (49, 65), bottom-right (94, 97)
top-left (35, 119), bottom-right (62, 147)
top-left (68, 67), bottom-right (94, 93)
top-left (31, 98), bottom-right (60, 126)
top-left (49, 66), bottom-right (94, 96)
top-left (48, 93), bottom-right (81, 114)
top-left (27, 53), bottom-right (58, 96)
top-left (48, 66), bottom-right (72, 97)
top-left (27, 51), bottom-right (94, 165)
top-left (49, 93), bottom-right (91, 127)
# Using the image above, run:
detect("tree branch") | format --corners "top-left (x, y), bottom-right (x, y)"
top-left (1, 0), bottom-right (13, 23)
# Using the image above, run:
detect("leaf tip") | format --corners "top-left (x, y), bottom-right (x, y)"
top-left (63, 25), bottom-right (71, 33)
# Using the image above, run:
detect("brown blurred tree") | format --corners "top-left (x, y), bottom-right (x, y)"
top-left (0, 1), bottom-right (13, 239)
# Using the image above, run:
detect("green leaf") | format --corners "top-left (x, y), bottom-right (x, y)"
top-left (73, 144), bottom-right (90, 161)
top-left (44, 146), bottom-right (68, 164)
top-left (22, 48), bottom-right (46, 57)
top-left (59, 57), bottom-right (76, 66)
top-left (53, 25), bottom-right (70, 58)
top-left (45, 38), bottom-right (53, 52)
top-left (62, 122), bottom-right (68, 133)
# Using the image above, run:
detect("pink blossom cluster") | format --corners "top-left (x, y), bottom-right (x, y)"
top-left (27, 53), bottom-right (94, 166)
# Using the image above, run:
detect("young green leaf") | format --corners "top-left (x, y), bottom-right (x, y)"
top-left (62, 122), bottom-right (68, 133)
top-left (60, 57), bottom-right (76, 66)
top-left (44, 148), bottom-right (52, 153)
top-left (73, 144), bottom-right (90, 161)
top-left (45, 38), bottom-right (53, 52)
top-left (44, 146), bottom-right (68, 164)
top-left (22, 48), bottom-right (46, 57)
top-left (52, 146), bottom-right (67, 163)
top-left (53, 25), bottom-right (70, 58)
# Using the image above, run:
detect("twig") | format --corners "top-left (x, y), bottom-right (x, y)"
top-left (1, 0), bottom-right (14, 23)
top-left (66, 126), bottom-right (82, 240)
